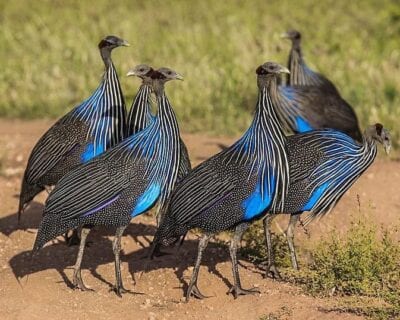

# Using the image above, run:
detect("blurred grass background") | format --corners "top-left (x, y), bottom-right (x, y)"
top-left (1, 0), bottom-right (400, 143)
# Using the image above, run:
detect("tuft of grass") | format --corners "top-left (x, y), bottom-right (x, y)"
top-left (241, 219), bottom-right (292, 268)
top-left (242, 218), bottom-right (400, 319)
top-left (1, 1), bottom-right (400, 144)
top-left (259, 306), bottom-right (292, 320)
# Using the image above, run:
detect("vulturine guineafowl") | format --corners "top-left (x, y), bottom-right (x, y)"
top-left (126, 64), bottom-right (154, 136)
top-left (263, 122), bottom-right (391, 278)
top-left (126, 65), bottom-right (191, 223)
top-left (282, 30), bottom-right (338, 93)
top-left (150, 62), bottom-right (290, 301)
top-left (33, 67), bottom-right (186, 296)
top-left (19, 35), bottom-right (129, 222)
top-left (278, 30), bottom-right (362, 141)
top-left (271, 72), bottom-right (362, 141)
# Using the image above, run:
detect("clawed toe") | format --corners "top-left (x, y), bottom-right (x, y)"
top-left (264, 264), bottom-right (282, 280)
top-left (186, 283), bottom-right (209, 302)
top-left (73, 278), bottom-right (94, 292)
top-left (228, 285), bottom-right (260, 299)
top-left (112, 285), bottom-right (136, 297)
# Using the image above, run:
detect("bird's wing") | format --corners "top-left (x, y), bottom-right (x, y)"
top-left (24, 120), bottom-right (86, 183)
top-left (292, 87), bottom-right (359, 132)
top-left (286, 133), bottom-right (326, 183)
top-left (294, 130), bottom-right (371, 223)
top-left (169, 156), bottom-right (238, 226)
top-left (44, 152), bottom-right (134, 220)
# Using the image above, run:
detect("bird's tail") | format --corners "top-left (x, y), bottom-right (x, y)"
top-left (32, 213), bottom-right (72, 253)
top-left (18, 178), bottom-right (44, 223)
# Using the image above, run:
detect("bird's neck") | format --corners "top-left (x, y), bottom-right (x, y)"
top-left (362, 130), bottom-right (379, 150)
top-left (128, 84), bottom-right (152, 135)
top-left (100, 48), bottom-right (113, 69)
top-left (291, 41), bottom-right (302, 58)
top-left (154, 91), bottom-right (179, 128)
top-left (288, 44), bottom-right (305, 71)
top-left (260, 76), bottom-right (280, 103)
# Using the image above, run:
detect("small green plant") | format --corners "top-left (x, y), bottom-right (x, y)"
top-left (242, 218), bottom-right (400, 319)
top-left (241, 219), bottom-right (292, 268)
top-left (259, 306), bottom-right (292, 320)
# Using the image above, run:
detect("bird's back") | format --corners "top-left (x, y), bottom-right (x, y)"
top-left (279, 85), bottom-right (362, 141)
top-left (278, 130), bottom-right (375, 221)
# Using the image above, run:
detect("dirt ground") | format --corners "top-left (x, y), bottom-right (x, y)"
top-left (0, 120), bottom-right (399, 320)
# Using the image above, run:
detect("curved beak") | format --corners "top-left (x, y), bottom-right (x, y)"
top-left (120, 39), bottom-right (130, 47)
top-left (279, 66), bottom-right (290, 74)
top-left (175, 73), bottom-right (184, 81)
top-left (281, 32), bottom-right (290, 39)
top-left (126, 69), bottom-right (136, 77)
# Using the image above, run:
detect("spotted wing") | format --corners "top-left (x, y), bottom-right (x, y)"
top-left (44, 151), bottom-right (137, 220)
top-left (168, 156), bottom-right (239, 226)
top-left (24, 119), bottom-right (87, 183)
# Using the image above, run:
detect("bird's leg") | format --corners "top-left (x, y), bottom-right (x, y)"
top-left (263, 215), bottom-right (281, 280)
top-left (287, 214), bottom-right (300, 271)
top-left (228, 223), bottom-right (259, 298)
top-left (113, 225), bottom-right (131, 297)
top-left (72, 227), bottom-right (92, 291)
top-left (186, 233), bottom-right (211, 302)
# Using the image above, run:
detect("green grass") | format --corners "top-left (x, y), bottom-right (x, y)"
top-left (1, 0), bottom-right (400, 143)
top-left (242, 218), bottom-right (400, 319)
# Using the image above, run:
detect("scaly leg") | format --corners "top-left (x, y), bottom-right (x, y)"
top-left (113, 225), bottom-right (131, 297)
top-left (186, 233), bottom-right (211, 302)
top-left (72, 228), bottom-right (92, 291)
top-left (263, 215), bottom-right (281, 279)
top-left (287, 214), bottom-right (300, 271)
top-left (228, 223), bottom-right (260, 298)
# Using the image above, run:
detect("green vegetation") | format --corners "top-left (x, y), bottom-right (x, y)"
top-left (243, 218), bottom-right (400, 319)
top-left (1, 0), bottom-right (400, 143)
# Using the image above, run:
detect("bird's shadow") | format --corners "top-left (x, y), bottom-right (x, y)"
top-left (0, 200), bottom-right (44, 236)
top-left (9, 222), bottom-right (243, 297)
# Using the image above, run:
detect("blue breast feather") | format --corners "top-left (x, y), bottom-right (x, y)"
top-left (301, 181), bottom-right (329, 211)
top-left (295, 116), bottom-right (314, 132)
top-left (81, 141), bottom-right (105, 163)
top-left (132, 183), bottom-right (161, 217)
top-left (80, 115), bottom-right (116, 163)
top-left (242, 174), bottom-right (276, 220)
top-left (281, 88), bottom-right (314, 133)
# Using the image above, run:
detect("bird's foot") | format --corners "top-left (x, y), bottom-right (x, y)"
top-left (263, 263), bottom-right (282, 280)
top-left (72, 274), bottom-right (94, 292)
top-left (228, 285), bottom-right (260, 299)
top-left (186, 283), bottom-right (209, 302)
top-left (112, 284), bottom-right (134, 297)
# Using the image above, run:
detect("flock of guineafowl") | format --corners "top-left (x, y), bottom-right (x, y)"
top-left (17, 31), bottom-right (391, 301)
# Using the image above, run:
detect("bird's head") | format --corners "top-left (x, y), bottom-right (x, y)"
top-left (126, 64), bottom-right (154, 81)
top-left (154, 67), bottom-right (184, 82)
top-left (98, 35), bottom-right (129, 51)
top-left (256, 62), bottom-right (290, 88)
top-left (366, 123), bottom-right (391, 154)
top-left (281, 30), bottom-right (302, 43)
top-left (150, 67), bottom-right (183, 96)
